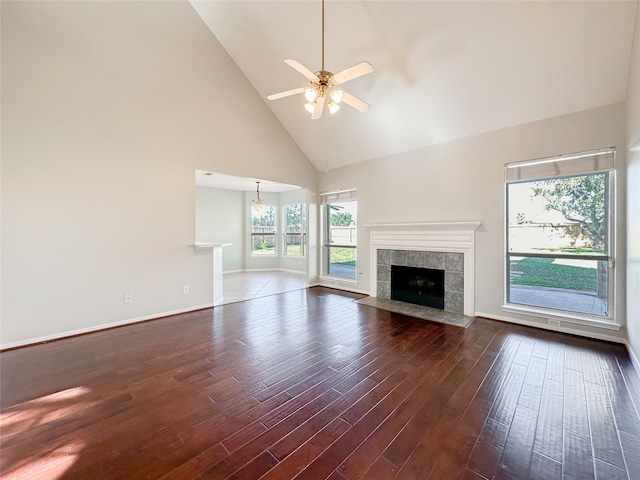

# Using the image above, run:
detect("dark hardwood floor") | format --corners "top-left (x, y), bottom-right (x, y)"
top-left (2, 287), bottom-right (640, 479)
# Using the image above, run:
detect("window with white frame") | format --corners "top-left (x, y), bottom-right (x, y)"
top-left (505, 148), bottom-right (616, 321)
top-left (283, 203), bottom-right (306, 256)
top-left (321, 189), bottom-right (357, 280)
top-left (251, 204), bottom-right (276, 255)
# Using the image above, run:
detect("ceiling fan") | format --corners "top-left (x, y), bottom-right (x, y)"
top-left (267, 0), bottom-right (373, 119)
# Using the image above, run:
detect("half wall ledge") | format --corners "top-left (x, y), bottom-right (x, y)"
top-left (189, 243), bottom-right (233, 306)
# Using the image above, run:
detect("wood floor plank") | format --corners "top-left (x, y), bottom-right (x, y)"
top-left (380, 328), bottom-right (502, 472)
top-left (261, 418), bottom-right (351, 480)
top-left (563, 431), bottom-right (596, 480)
top-left (565, 345), bottom-right (585, 372)
top-left (203, 389), bottom-right (342, 479)
top-left (545, 342), bottom-right (565, 383)
top-left (564, 368), bottom-right (591, 438)
top-left (528, 452), bottom-right (562, 480)
top-left (268, 380), bottom-right (375, 461)
top-left (584, 379), bottom-right (626, 469)
top-left (295, 372), bottom-right (421, 480)
top-left (361, 455), bottom-right (399, 480)
top-left (425, 396), bottom-right (493, 479)
top-left (391, 403), bottom-right (463, 479)
top-left (594, 458), bottom-right (628, 480)
top-left (533, 378), bottom-right (564, 462)
top-left (487, 362), bottom-right (528, 426)
top-left (602, 366), bottom-right (640, 437)
top-left (518, 356), bottom-right (546, 411)
top-left (467, 417), bottom-right (510, 479)
top-left (619, 431), bottom-right (640, 474)
top-left (225, 450), bottom-right (278, 480)
top-left (2, 287), bottom-right (640, 480)
top-left (496, 403), bottom-right (538, 479)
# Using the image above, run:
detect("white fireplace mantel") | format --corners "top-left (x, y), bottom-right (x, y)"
top-left (366, 222), bottom-right (481, 316)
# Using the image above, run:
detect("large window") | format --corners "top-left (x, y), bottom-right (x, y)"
top-left (505, 148), bottom-right (615, 321)
top-left (251, 204), bottom-right (276, 255)
top-left (283, 203), bottom-right (306, 256)
top-left (322, 189), bottom-right (357, 280)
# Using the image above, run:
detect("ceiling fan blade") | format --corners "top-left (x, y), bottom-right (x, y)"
top-left (332, 61), bottom-right (373, 85)
top-left (284, 59), bottom-right (319, 82)
top-left (311, 96), bottom-right (325, 120)
top-left (267, 87), bottom-right (306, 101)
top-left (341, 91), bottom-right (371, 113)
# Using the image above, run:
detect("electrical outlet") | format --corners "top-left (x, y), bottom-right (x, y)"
top-left (548, 318), bottom-right (561, 327)
top-left (183, 285), bottom-right (190, 294)
top-left (124, 293), bottom-right (133, 303)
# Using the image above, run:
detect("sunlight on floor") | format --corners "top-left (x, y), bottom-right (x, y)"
top-left (0, 386), bottom-right (91, 435)
top-left (3, 439), bottom-right (84, 480)
top-left (1, 387), bottom-right (91, 479)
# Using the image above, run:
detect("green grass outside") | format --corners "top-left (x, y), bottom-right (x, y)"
top-left (285, 244), bottom-right (301, 255)
top-left (329, 247), bottom-right (356, 266)
top-left (511, 257), bottom-right (597, 291)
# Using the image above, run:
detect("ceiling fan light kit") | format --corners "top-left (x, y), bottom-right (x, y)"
top-left (267, 0), bottom-right (372, 119)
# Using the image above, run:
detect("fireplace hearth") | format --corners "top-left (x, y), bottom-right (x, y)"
top-left (391, 265), bottom-right (445, 309)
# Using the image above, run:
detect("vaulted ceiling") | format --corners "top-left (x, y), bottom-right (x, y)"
top-left (192, 1), bottom-right (638, 171)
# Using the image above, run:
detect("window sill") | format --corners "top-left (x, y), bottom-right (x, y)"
top-left (501, 303), bottom-right (620, 331)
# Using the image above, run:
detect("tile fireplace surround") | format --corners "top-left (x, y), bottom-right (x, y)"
top-left (377, 250), bottom-right (464, 313)
top-left (365, 222), bottom-right (481, 317)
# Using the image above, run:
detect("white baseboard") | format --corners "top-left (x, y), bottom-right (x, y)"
top-left (224, 268), bottom-right (305, 275)
top-left (476, 311), bottom-right (626, 344)
top-left (626, 343), bottom-right (640, 376)
top-left (0, 304), bottom-right (214, 351)
top-left (278, 268), bottom-right (307, 275)
top-left (317, 281), bottom-right (370, 296)
top-left (6, 297), bottom-right (630, 356)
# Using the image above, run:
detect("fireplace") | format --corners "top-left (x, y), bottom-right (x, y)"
top-left (366, 222), bottom-right (480, 317)
top-left (377, 249), bottom-right (463, 313)
top-left (391, 265), bottom-right (445, 309)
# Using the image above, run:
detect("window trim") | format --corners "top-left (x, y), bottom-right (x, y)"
top-left (501, 302), bottom-right (621, 331)
top-left (503, 149), bottom-right (617, 326)
top-left (322, 199), bottom-right (358, 280)
top-left (282, 203), bottom-right (306, 258)
top-left (250, 204), bottom-right (277, 257)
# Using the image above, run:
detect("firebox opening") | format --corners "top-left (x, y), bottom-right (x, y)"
top-left (391, 265), bottom-right (445, 309)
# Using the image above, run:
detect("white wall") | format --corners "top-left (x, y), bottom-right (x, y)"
top-left (195, 186), bottom-right (244, 271)
top-left (626, 2), bottom-right (640, 366)
top-left (1, 1), bottom-right (317, 347)
top-left (319, 103), bottom-right (627, 342)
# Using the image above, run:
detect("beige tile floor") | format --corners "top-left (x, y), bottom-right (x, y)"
top-left (221, 270), bottom-right (308, 304)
